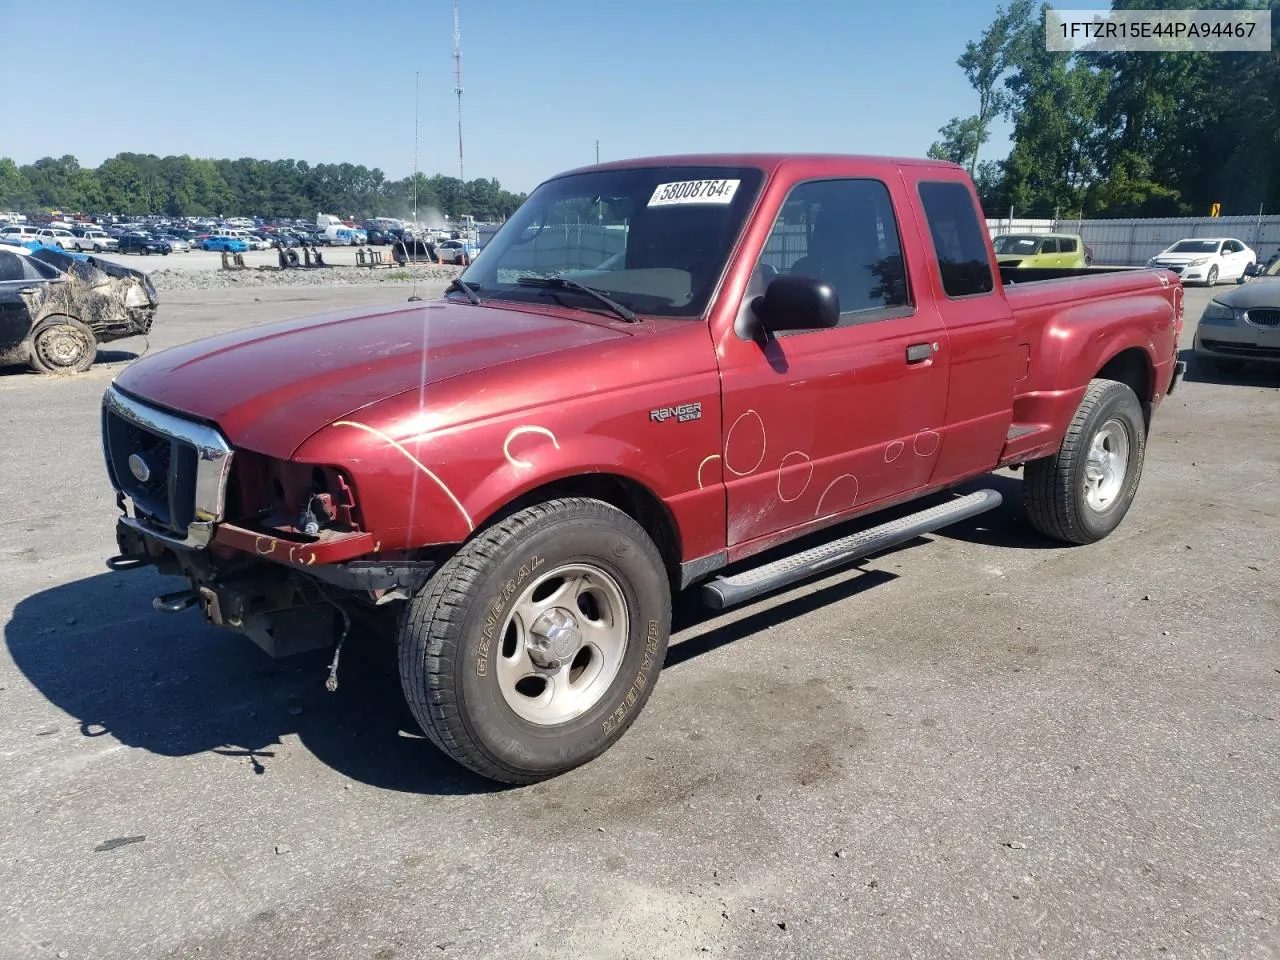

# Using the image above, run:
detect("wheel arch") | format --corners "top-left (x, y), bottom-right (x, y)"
top-left (1094, 346), bottom-right (1154, 426)
top-left (471, 472), bottom-right (683, 589)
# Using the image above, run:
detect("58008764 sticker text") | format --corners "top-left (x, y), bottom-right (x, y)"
top-left (647, 179), bottom-right (741, 207)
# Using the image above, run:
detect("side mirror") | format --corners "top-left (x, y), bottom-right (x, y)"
top-left (749, 275), bottom-right (840, 338)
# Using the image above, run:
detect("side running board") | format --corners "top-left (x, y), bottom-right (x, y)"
top-left (700, 488), bottom-right (1003, 610)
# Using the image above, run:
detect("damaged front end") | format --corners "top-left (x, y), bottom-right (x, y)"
top-left (30, 248), bottom-right (158, 343)
top-left (101, 384), bottom-right (435, 662)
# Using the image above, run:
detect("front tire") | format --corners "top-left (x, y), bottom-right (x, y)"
top-left (28, 317), bottom-right (97, 375)
top-left (399, 497), bottom-right (671, 784)
top-left (1206, 265), bottom-right (1219, 286)
top-left (1023, 378), bottom-right (1147, 545)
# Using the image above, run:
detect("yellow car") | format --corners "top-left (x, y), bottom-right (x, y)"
top-left (992, 233), bottom-right (1090, 269)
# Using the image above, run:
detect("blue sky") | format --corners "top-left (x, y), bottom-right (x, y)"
top-left (2, 0), bottom-right (1013, 193)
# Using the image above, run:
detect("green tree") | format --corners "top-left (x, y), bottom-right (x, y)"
top-left (928, 0), bottom-right (1032, 174)
top-left (0, 158), bottom-right (34, 209)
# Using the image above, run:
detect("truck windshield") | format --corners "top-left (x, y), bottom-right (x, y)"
top-left (457, 165), bottom-right (765, 318)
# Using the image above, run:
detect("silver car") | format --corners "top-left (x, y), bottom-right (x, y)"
top-left (1193, 258), bottom-right (1280, 373)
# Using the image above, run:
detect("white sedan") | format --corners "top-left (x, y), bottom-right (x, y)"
top-left (1147, 237), bottom-right (1256, 286)
top-left (33, 228), bottom-right (78, 250)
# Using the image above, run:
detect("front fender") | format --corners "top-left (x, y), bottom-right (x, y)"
top-left (293, 398), bottom-right (726, 559)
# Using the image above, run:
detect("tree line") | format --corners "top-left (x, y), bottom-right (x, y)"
top-left (0, 153), bottom-right (528, 222)
top-left (928, 0), bottom-right (1279, 219)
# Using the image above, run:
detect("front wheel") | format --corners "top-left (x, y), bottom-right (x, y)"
top-left (1206, 265), bottom-right (1219, 286)
top-left (28, 316), bottom-right (97, 375)
top-left (1023, 378), bottom-right (1147, 544)
top-left (399, 497), bottom-right (672, 784)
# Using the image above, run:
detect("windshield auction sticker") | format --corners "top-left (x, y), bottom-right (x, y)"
top-left (648, 179), bottom-right (741, 207)
top-left (1046, 8), bottom-right (1271, 52)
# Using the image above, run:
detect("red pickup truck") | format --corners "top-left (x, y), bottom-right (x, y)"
top-left (101, 154), bottom-right (1184, 784)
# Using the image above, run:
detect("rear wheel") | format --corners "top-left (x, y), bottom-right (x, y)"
top-left (399, 497), bottom-right (671, 784)
top-left (1023, 378), bottom-right (1147, 544)
top-left (28, 317), bottom-right (97, 375)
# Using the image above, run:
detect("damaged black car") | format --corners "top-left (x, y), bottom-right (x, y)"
top-left (0, 247), bottom-right (157, 375)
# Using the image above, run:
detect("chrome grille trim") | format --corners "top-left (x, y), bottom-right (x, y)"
top-left (101, 384), bottom-right (234, 547)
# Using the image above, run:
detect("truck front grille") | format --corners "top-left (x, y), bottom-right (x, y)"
top-left (104, 410), bottom-right (198, 534)
top-left (101, 386), bottom-right (232, 544)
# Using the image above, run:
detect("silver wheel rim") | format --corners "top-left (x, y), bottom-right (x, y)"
top-left (495, 563), bottom-right (629, 726)
top-left (1083, 418), bottom-right (1130, 512)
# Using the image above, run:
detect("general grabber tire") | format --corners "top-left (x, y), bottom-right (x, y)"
top-left (398, 497), bottom-right (672, 785)
top-left (1024, 378), bottom-right (1147, 545)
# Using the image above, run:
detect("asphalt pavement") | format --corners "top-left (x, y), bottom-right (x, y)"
top-left (0, 282), bottom-right (1276, 960)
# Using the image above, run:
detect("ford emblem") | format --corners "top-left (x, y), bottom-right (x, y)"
top-left (128, 453), bottom-right (152, 483)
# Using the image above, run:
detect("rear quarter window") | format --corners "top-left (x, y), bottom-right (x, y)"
top-left (917, 180), bottom-right (994, 298)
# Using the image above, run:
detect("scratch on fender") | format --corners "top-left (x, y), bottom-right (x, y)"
top-left (332, 420), bottom-right (474, 531)
top-left (696, 454), bottom-right (721, 489)
top-left (503, 425), bottom-right (560, 469)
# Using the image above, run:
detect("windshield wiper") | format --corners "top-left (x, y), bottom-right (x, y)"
top-left (445, 277), bottom-right (482, 305)
top-left (515, 275), bottom-right (639, 323)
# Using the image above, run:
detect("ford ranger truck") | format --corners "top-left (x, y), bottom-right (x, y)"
top-left (100, 154), bottom-right (1185, 785)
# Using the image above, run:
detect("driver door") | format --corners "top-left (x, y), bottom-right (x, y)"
top-left (714, 175), bottom-right (951, 549)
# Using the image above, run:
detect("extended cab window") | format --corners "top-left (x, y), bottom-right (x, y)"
top-left (758, 178), bottom-right (909, 321)
top-left (918, 181), bottom-right (994, 297)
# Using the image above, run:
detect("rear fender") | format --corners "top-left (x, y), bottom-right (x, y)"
top-left (1004, 292), bottom-right (1171, 463)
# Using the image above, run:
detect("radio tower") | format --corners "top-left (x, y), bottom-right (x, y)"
top-left (453, 0), bottom-right (464, 183)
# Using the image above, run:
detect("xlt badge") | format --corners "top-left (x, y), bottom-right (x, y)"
top-left (650, 402), bottom-right (702, 423)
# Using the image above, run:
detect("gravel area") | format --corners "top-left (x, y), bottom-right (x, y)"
top-left (146, 261), bottom-right (462, 293)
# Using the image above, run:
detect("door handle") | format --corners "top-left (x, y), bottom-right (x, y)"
top-left (906, 342), bottom-right (935, 364)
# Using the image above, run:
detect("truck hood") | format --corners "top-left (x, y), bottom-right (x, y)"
top-left (113, 299), bottom-right (627, 458)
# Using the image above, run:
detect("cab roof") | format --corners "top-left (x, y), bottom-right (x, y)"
top-left (549, 153), bottom-right (966, 181)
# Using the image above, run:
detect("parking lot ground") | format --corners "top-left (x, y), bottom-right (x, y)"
top-left (0, 284), bottom-right (1276, 960)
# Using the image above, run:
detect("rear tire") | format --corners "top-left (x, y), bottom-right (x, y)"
top-left (398, 497), bottom-right (671, 784)
top-left (28, 317), bottom-right (97, 375)
top-left (1023, 378), bottom-right (1147, 545)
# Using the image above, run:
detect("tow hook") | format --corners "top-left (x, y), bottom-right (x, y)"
top-left (153, 590), bottom-right (198, 613)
